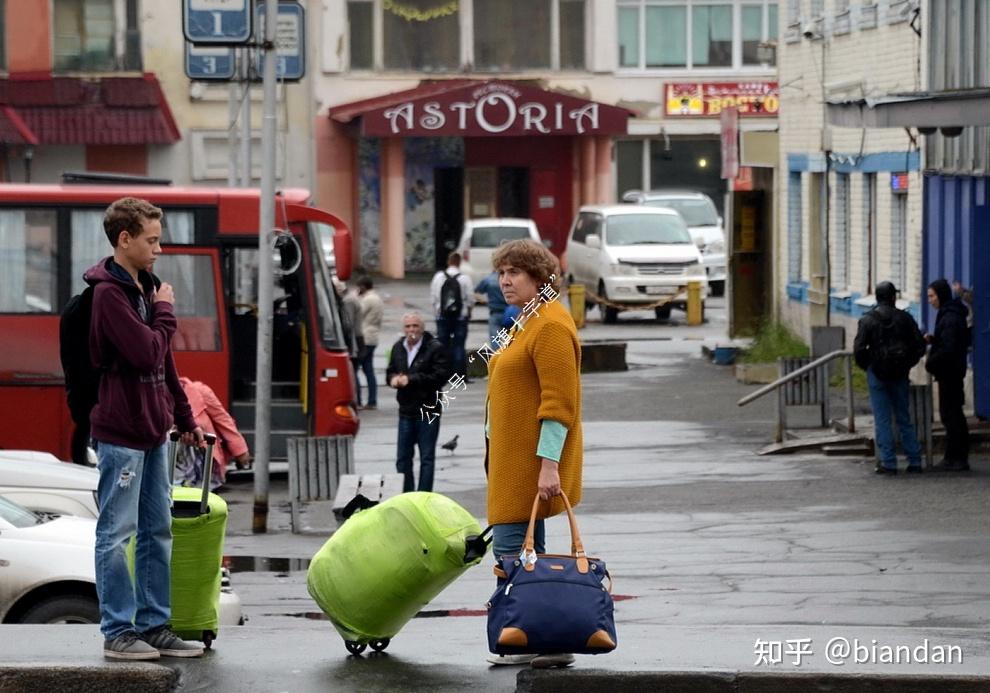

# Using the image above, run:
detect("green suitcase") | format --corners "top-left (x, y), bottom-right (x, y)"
top-left (307, 491), bottom-right (489, 655)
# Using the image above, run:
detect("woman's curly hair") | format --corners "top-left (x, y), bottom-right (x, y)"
top-left (491, 239), bottom-right (562, 293)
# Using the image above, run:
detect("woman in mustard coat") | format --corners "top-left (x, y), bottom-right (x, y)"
top-left (484, 239), bottom-right (583, 668)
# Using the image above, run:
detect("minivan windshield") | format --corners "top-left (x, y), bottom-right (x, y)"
top-left (644, 198), bottom-right (719, 227)
top-left (471, 226), bottom-right (532, 248)
top-left (605, 214), bottom-right (693, 246)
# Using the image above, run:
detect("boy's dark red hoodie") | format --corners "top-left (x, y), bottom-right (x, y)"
top-left (84, 258), bottom-right (196, 449)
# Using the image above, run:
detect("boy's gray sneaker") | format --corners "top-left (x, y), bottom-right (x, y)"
top-left (142, 626), bottom-right (205, 658)
top-left (104, 631), bottom-right (161, 660)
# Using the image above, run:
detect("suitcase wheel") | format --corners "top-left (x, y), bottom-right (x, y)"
top-left (202, 631), bottom-right (215, 650)
top-left (369, 638), bottom-right (390, 653)
top-left (345, 640), bottom-right (367, 655)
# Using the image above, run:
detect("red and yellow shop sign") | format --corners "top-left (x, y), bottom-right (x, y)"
top-left (665, 82), bottom-right (779, 117)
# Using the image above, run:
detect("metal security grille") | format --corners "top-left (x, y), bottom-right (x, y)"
top-left (788, 171), bottom-right (803, 281)
top-left (834, 173), bottom-right (850, 289)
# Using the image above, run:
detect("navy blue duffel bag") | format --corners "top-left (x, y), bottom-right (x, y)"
top-left (486, 492), bottom-right (617, 655)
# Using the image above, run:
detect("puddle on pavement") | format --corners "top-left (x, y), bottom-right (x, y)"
top-left (225, 556), bottom-right (312, 574)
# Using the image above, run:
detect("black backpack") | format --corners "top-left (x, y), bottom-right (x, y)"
top-left (870, 312), bottom-right (922, 381)
top-left (440, 273), bottom-right (463, 320)
top-left (59, 286), bottom-right (100, 425)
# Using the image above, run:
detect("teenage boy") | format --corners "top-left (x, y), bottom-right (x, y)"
top-left (85, 197), bottom-right (205, 660)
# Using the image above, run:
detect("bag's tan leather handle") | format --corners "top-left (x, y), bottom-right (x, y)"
top-left (522, 491), bottom-right (589, 573)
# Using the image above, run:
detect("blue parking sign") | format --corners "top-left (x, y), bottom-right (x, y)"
top-left (184, 0), bottom-right (253, 44)
top-left (255, 2), bottom-right (305, 81)
top-left (185, 44), bottom-right (237, 80)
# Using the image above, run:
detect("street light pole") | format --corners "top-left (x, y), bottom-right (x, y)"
top-left (252, 0), bottom-right (278, 534)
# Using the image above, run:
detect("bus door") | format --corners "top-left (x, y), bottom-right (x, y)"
top-left (157, 247), bottom-right (230, 407)
top-left (284, 203), bottom-right (358, 437)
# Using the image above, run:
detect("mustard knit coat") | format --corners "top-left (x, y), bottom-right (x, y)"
top-left (486, 298), bottom-right (583, 525)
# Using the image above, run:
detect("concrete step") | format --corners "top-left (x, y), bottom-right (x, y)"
top-left (759, 432), bottom-right (871, 456)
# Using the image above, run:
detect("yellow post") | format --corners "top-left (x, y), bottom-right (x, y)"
top-left (568, 283), bottom-right (586, 329)
top-left (686, 281), bottom-right (703, 326)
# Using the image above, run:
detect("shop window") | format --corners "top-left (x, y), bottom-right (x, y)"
top-left (615, 140), bottom-right (644, 199)
top-left (0, 209), bottom-right (57, 313)
top-left (833, 173), bottom-right (850, 290)
top-left (383, 0), bottom-right (460, 71)
top-left (53, 0), bottom-right (140, 72)
top-left (475, 0), bottom-right (551, 70)
top-left (348, 1), bottom-right (374, 70)
top-left (619, 1), bottom-right (776, 71)
top-left (890, 182), bottom-right (908, 291)
top-left (863, 173), bottom-right (877, 293)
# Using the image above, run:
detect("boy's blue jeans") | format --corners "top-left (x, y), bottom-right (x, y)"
top-left (492, 520), bottom-right (545, 561)
top-left (93, 440), bottom-right (172, 640)
top-left (867, 369), bottom-right (922, 469)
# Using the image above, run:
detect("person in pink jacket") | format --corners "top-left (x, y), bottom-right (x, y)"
top-left (177, 377), bottom-right (252, 489)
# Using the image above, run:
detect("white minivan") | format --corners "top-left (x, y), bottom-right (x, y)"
top-left (565, 205), bottom-right (707, 323)
top-left (456, 218), bottom-right (541, 286)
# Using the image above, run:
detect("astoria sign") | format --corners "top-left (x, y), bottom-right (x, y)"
top-left (358, 81), bottom-right (629, 137)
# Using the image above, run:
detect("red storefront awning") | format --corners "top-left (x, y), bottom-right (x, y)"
top-left (329, 80), bottom-right (631, 137)
top-left (0, 74), bottom-right (180, 146)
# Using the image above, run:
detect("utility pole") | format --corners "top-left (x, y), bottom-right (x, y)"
top-left (253, 0), bottom-right (278, 533)
top-left (239, 48), bottom-right (252, 187)
top-left (227, 77), bottom-right (238, 187)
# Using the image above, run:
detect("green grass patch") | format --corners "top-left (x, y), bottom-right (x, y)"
top-left (830, 364), bottom-right (870, 394)
top-left (740, 322), bottom-right (810, 364)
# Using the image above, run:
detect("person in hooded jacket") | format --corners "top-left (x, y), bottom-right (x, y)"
top-left (853, 281), bottom-right (927, 475)
top-left (86, 197), bottom-right (206, 660)
top-left (925, 278), bottom-right (971, 471)
top-left (385, 311), bottom-right (451, 492)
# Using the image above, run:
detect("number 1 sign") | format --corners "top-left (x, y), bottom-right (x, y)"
top-left (184, 0), bottom-right (253, 45)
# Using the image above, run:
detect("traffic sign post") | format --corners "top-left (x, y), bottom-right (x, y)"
top-left (185, 44), bottom-right (237, 80)
top-left (254, 2), bottom-right (306, 82)
top-left (184, 0), bottom-right (253, 44)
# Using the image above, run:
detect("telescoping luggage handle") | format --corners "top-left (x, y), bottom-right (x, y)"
top-left (169, 430), bottom-right (217, 516)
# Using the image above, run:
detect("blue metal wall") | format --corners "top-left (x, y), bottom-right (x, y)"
top-left (923, 174), bottom-right (990, 418)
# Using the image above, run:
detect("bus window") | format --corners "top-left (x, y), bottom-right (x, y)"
top-left (157, 254), bottom-right (221, 351)
top-left (0, 208), bottom-right (57, 313)
top-left (307, 223), bottom-right (346, 350)
top-left (70, 209), bottom-right (107, 295)
top-left (163, 210), bottom-right (194, 243)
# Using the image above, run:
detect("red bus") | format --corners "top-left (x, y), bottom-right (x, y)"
top-left (0, 183), bottom-right (358, 462)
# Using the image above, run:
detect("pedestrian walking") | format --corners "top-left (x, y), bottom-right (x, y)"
top-left (475, 270), bottom-right (508, 344)
top-left (177, 377), bottom-right (252, 489)
top-left (334, 278), bottom-right (364, 383)
top-left (385, 312), bottom-right (450, 493)
top-left (356, 275), bottom-right (384, 410)
top-left (431, 252), bottom-right (474, 378)
top-left (925, 278), bottom-right (971, 471)
top-left (853, 281), bottom-right (927, 475)
top-left (484, 239), bottom-right (582, 669)
top-left (85, 197), bottom-right (206, 660)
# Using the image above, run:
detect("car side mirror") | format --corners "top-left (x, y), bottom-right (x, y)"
top-left (586, 234), bottom-right (601, 249)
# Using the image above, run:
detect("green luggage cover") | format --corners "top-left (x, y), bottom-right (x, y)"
top-left (307, 491), bottom-right (485, 643)
top-left (169, 487), bottom-right (228, 640)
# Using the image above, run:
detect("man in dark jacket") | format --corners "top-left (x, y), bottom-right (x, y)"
top-left (853, 281), bottom-right (927, 475)
top-left (925, 278), bottom-right (971, 471)
top-left (386, 312), bottom-right (451, 492)
top-left (87, 197), bottom-right (205, 660)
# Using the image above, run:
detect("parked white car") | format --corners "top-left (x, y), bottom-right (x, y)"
top-left (622, 190), bottom-right (727, 296)
top-left (0, 450), bottom-right (99, 519)
top-left (0, 454), bottom-right (243, 627)
top-left (565, 205), bottom-right (708, 323)
top-left (456, 218), bottom-right (542, 286)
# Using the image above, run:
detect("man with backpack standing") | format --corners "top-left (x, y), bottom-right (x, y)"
top-left (925, 278), bottom-right (971, 471)
top-left (853, 281), bottom-right (927, 475)
top-left (430, 252), bottom-right (474, 380)
top-left (81, 197), bottom-right (206, 660)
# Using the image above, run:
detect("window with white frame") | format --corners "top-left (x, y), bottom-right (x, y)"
top-left (833, 173), bottom-right (850, 290)
top-left (788, 171), bottom-right (803, 282)
top-left (890, 181), bottom-right (908, 291)
top-left (52, 0), bottom-right (141, 72)
top-left (346, 0), bottom-right (585, 72)
top-left (619, 0), bottom-right (778, 69)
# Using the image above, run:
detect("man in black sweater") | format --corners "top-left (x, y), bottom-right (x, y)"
top-left (386, 312), bottom-right (451, 492)
top-left (853, 281), bottom-right (927, 475)
top-left (925, 279), bottom-right (971, 471)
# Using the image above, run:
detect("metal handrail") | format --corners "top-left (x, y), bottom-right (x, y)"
top-left (737, 349), bottom-right (856, 441)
